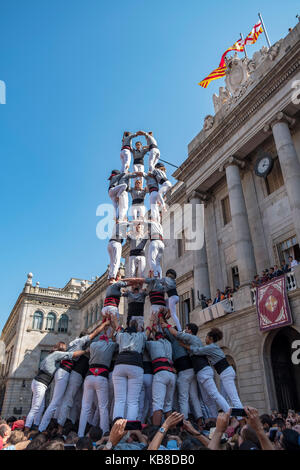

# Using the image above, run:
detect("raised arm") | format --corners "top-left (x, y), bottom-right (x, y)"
top-left (245, 407), bottom-right (275, 450)
top-left (89, 319), bottom-right (111, 341)
top-left (147, 412), bottom-right (184, 450)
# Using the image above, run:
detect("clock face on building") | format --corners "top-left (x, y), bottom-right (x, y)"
top-left (254, 154), bottom-right (274, 177)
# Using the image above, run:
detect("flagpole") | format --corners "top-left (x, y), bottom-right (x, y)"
top-left (160, 158), bottom-right (179, 169)
top-left (240, 33), bottom-right (248, 59)
top-left (258, 12), bottom-right (271, 48)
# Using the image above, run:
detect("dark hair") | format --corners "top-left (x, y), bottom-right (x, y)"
top-left (88, 426), bottom-right (103, 442)
top-left (240, 425), bottom-right (261, 449)
top-left (181, 438), bottom-right (207, 450)
top-left (272, 417), bottom-right (285, 429)
top-left (54, 342), bottom-right (66, 352)
top-left (79, 329), bottom-right (89, 338)
top-left (186, 323), bottom-right (198, 336)
top-left (76, 437), bottom-right (93, 450)
top-left (207, 328), bottom-right (223, 342)
top-left (6, 416), bottom-right (17, 424)
top-left (26, 433), bottom-right (47, 450)
top-left (281, 429), bottom-right (300, 450)
top-left (260, 414), bottom-right (272, 428)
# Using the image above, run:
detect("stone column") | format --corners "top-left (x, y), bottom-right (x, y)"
top-left (188, 192), bottom-right (211, 305)
top-left (220, 156), bottom-right (256, 286)
top-left (265, 112), bottom-right (300, 242)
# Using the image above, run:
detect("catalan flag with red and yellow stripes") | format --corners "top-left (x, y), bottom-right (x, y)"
top-left (198, 21), bottom-right (263, 88)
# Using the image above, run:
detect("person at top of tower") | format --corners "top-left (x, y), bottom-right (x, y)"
top-left (137, 131), bottom-right (160, 172)
top-left (131, 140), bottom-right (149, 184)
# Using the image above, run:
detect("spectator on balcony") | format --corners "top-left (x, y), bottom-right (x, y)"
top-left (288, 255), bottom-right (298, 269)
top-left (281, 261), bottom-right (290, 273)
top-left (206, 298), bottom-right (212, 307)
top-left (268, 267), bottom-right (275, 279)
top-left (252, 275), bottom-right (261, 288)
top-left (273, 265), bottom-right (284, 278)
top-left (260, 270), bottom-right (269, 284)
top-left (224, 286), bottom-right (234, 299)
top-left (213, 290), bottom-right (225, 305)
top-left (200, 294), bottom-right (208, 309)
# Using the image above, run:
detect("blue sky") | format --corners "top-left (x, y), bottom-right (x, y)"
top-left (0, 0), bottom-right (299, 330)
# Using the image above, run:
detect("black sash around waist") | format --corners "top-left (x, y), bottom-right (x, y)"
top-left (152, 357), bottom-right (175, 375)
top-left (148, 186), bottom-right (158, 193)
top-left (133, 158), bottom-right (144, 165)
top-left (60, 360), bottom-right (74, 373)
top-left (87, 363), bottom-right (109, 379)
top-left (128, 302), bottom-right (144, 316)
top-left (130, 249), bottom-right (145, 257)
top-left (149, 291), bottom-right (166, 306)
top-left (132, 198), bottom-right (144, 205)
top-left (149, 144), bottom-right (158, 150)
top-left (191, 355), bottom-right (210, 373)
top-left (214, 357), bottom-right (230, 375)
top-left (174, 355), bottom-right (193, 372)
top-left (35, 369), bottom-right (53, 387)
top-left (109, 238), bottom-right (123, 244)
top-left (115, 351), bottom-right (143, 369)
top-left (167, 288), bottom-right (178, 297)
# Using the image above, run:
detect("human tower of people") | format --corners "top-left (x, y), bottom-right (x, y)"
top-left (24, 131), bottom-right (243, 438)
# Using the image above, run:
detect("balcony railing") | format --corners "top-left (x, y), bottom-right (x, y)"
top-left (28, 286), bottom-right (79, 300)
top-left (250, 271), bottom-right (297, 305)
top-left (197, 298), bottom-right (234, 326)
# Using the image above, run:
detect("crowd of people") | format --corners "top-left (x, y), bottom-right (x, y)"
top-left (1, 407), bottom-right (299, 450)
top-left (251, 256), bottom-right (299, 288)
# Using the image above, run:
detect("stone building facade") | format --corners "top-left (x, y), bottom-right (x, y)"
top-left (1, 24), bottom-right (300, 418)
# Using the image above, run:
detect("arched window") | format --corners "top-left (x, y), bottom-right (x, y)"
top-left (32, 311), bottom-right (43, 330)
top-left (85, 313), bottom-right (88, 328)
top-left (89, 310), bottom-right (93, 325)
top-left (58, 314), bottom-right (68, 333)
top-left (45, 312), bottom-right (56, 332)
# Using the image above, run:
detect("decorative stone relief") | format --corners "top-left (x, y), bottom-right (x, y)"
top-left (224, 54), bottom-right (250, 96)
top-left (203, 114), bottom-right (215, 131)
top-left (212, 87), bottom-right (231, 114)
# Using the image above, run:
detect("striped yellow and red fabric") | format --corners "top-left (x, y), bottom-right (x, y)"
top-left (198, 21), bottom-right (263, 88)
top-left (244, 21), bottom-right (263, 45)
top-left (198, 64), bottom-right (226, 88)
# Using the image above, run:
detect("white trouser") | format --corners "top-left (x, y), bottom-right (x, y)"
top-left (196, 366), bottom-right (230, 414)
top-left (220, 366), bottom-right (243, 408)
top-left (120, 149), bottom-right (131, 173)
top-left (109, 184), bottom-right (127, 219)
top-left (138, 373), bottom-right (153, 423)
top-left (57, 370), bottom-right (83, 427)
top-left (129, 255), bottom-right (146, 277)
top-left (118, 191), bottom-right (128, 221)
top-left (112, 364), bottom-right (143, 420)
top-left (177, 368), bottom-right (203, 420)
top-left (150, 191), bottom-right (160, 221)
top-left (69, 383), bottom-right (83, 424)
top-left (149, 148), bottom-right (160, 172)
top-left (166, 295), bottom-right (181, 331)
top-left (39, 368), bottom-right (71, 431)
top-left (78, 374), bottom-right (109, 436)
top-left (130, 204), bottom-right (146, 220)
top-left (148, 240), bottom-right (164, 277)
top-left (101, 306), bottom-right (119, 319)
top-left (108, 240), bottom-right (122, 279)
top-left (150, 304), bottom-right (164, 316)
top-left (108, 371), bottom-right (114, 422)
top-left (157, 181), bottom-right (172, 208)
top-left (133, 163), bottom-right (144, 185)
top-left (152, 370), bottom-right (176, 413)
top-left (25, 379), bottom-right (47, 428)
